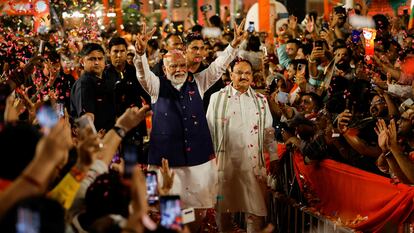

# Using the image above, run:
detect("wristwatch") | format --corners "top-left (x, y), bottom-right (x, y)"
top-left (113, 126), bottom-right (126, 139)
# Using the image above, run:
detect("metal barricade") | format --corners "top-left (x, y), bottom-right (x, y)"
top-left (268, 149), bottom-right (355, 233)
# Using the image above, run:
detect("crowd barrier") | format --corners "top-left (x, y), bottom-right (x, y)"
top-left (266, 147), bottom-right (414, 233)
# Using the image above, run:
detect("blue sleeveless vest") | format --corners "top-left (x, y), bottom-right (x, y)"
top-left (149, 75), bottom-right (215, 167)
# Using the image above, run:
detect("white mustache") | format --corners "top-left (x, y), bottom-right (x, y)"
top-left (173, 73), bottom-right (186, 78)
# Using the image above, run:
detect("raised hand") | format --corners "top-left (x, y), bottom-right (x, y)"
top-left (230, 18), bottom-right (246, 48)
top-left (135, 23), bottom-right (157, 56)
top-left (288, 15), bottom-right (298, 31)
top-left (159, 158), bottom-right (174, 195)
top-left (375, 118), bottom-right (389, 152)
top-left (337, 109), bottom-right (352, 133)
top-left (388, 119), bottom-right (398, 148)
top-left (4, 93), bottom-right (25, 123)
top-left (115, 105), bottom-right (150, 133)
top-left (306, 15), bottom-right (315, 33)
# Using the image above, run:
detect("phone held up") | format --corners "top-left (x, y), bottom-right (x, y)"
top-left (200, 4), bottom-right (212, 12)
top-left (160, 195), bottom-right (183, 230)
top-left (145, 171), bottom-right (159, 205)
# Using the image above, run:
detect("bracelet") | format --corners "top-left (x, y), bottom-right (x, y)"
top-left (70, 166), bottom-right (85, 182)
top-left (21, 174), bottom-right (43, 190)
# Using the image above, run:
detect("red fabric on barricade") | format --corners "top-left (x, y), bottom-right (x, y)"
top-left (292, 151), bottom-right (414, 232)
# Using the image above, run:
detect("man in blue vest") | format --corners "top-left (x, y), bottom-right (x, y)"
top-left (134, 21), bottom-right (246, 229)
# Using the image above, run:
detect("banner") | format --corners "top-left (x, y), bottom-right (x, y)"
top-left (292, 151), bottom-right (414, 232)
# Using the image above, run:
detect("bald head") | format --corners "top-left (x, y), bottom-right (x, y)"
top-left (163, 50), bottom-right (186, 67)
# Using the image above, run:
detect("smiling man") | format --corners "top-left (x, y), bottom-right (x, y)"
top-left (206, 58), bottom-right (277, 232)
top-left (134, 21), bottom-right (245, 231)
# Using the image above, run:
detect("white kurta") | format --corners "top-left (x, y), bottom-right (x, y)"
top-left (135, 45), bottom-right (238, 209)
top-left (207, 86), bottom-right (273, 217)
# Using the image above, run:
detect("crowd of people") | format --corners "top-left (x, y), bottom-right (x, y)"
top-left (1, 1), bottom-right (414, 232)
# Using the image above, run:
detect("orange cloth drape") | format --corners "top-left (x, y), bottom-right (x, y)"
top-left (292, 151), bottom-right (414, 232)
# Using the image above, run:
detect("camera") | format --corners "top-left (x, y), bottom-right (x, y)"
top-left (200, 4), bottom-right (212, 12)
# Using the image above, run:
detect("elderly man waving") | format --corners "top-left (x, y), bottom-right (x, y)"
top-left (133, 21), bottom-right (246, 230)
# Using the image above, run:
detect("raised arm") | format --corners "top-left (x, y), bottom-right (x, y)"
top-left (133, 24), bottom-right (160, 103)
top-left (196, 19), bottom-right (246, 95)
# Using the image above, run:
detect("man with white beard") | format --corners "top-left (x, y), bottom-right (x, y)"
top-left (133, 22), bottom-right (245, 230)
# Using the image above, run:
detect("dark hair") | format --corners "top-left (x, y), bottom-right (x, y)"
top-left (185, 32), bottom-right (204, 46)
top-left (80, 43), bottom-right (105, 56)
top-left (247, 35), bottom-right (261, 52)
top-left (287, 39), bottom-right (302, 48)
top-left (301, 92), bottom-right (323, 110)
top-left (191, 24), bottom-right (203, 34)
top-left (209, 15), bottom-right (222, 29)
top-left (229, 57), bottom-right (253, 72)
top-left (85, 172), bottom-right (130, 219)
top-left (373, 14), bottom-right (389, 31)
top-left (299, 43), bottom-right (313, 56)
top-left (333, 39), bottom-right (347, 51)
top-left (148, 39), bottom-right (159, 50)
top-left (46, 50), bottom-right (61, 63)
top-left (108, 37), bottom-right (128, 50)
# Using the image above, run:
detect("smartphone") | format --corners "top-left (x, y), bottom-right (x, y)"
top-left (36, 104), bottom-right (59, 134)
top-left (247, 21), bottom-right (255, 33)
top-left (16, 207), bottom-right (40, 233)
top-left (200, 4), bottom-right (212, 12)
top-left (55, 103), bottom-right (65, 118)
top-left (320, 22), bottom-right (329, 32)
top-left (315, 40), bottom-right (324, 49)
top-left (123, 143), bottom-right (139, 178)
top-left (277, 91), bottom-right (289, 104)
top-left (145, 171), bottom-right (159, 205)
top-left (399, 98), bottom-right (414, 113)
top-left (352, 30), bottom-right (361, 43)
top-left (160, 195), bottom-right (183, 229)
top-left (278, 13), bottom-right (289, 19)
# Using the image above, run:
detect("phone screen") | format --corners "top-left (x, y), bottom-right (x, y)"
top-left (160, 196), bottom-right (183, 229)
top-left (277, 91), bottom-right (289, 104)
top-left (37, 105), bottom-right (59, 134)
top-left (315, 40), bottom-right (324, 49)
top-left (247, 21), bottom-right (255, 33)
top-left (145, 171), bottom-right (159, 205)
top-left (278, 13), bottom-right (289, 19)
top-left (16, 207), bottom-right (40, 233)
top-left (123, 143), bottom-right (139, 178)
top-left (55, 103), bottom-right (65, 118)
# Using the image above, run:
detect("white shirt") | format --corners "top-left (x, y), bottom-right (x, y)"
top-left (133, 45), bottom-right (237, 104)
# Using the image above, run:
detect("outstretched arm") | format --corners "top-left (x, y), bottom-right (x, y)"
top-left (196, 19), bottom-right (246, 96)
top-left (134, 24), bottom-right (160, 103)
